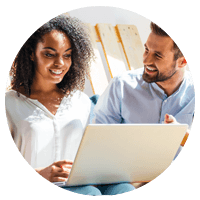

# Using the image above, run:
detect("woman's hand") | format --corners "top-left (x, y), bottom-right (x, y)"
top-left (35, 160), bottom-right (73, 182)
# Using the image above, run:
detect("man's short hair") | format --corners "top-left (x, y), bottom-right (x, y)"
top-left (150, 22), bottom-right (183, 60)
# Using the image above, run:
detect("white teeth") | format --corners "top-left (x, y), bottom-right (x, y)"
top-left (50, 70), bottom-right (62, 75)
top-left (146, 66), bottom-right (157, 71)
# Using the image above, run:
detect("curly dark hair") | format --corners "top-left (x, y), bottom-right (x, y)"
top-left (10, 14), bottom-right (94, 96)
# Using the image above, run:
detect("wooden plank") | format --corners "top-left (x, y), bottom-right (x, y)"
top-left (63, 12), bottom-right (70, 16)
top-left (131, 182), bottom-right (148, 189)
top-left (116, 24), bottom-right (144, 70)
top-left (85, 23), bottom-right (109, 95)
top-left (180, 132), bottom-right (189, 147)
top-left (96, 23), bottom-right (127, 78)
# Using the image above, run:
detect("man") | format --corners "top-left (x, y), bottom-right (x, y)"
top-left (93, 22), bottom-right (194, 132)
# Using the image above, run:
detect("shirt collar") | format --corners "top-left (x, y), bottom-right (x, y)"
top-left (151, 82), bottom-right (167, 100)
top-left (150, 76), bottom-right (186, 100)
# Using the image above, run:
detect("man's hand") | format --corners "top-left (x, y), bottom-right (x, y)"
top-left (164, 114), bottom-right (178, 124)
top-left (35, 160), bottom-right (73, 182)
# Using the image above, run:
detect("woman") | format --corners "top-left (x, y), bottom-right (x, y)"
top-left (5, 14), bottom-right (135, 195)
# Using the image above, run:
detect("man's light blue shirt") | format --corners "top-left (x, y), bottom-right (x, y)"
top-left (94, 68), bottom-right (195, 128)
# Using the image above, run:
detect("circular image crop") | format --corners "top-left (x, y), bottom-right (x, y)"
top-left (4, 6), bottom-right (195, 196)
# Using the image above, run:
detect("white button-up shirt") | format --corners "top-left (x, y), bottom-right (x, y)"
top-left (5, 90), bottom-right (91, 169)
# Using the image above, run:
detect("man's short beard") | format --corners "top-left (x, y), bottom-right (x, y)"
top-left (142, 63), bottom-right (177, 83)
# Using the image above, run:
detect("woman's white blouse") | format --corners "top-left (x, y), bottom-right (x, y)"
top-left (5, 90), bottom-right (91, 169)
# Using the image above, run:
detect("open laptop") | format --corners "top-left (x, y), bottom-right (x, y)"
top-left (54, 124), bottom-right (188, 187)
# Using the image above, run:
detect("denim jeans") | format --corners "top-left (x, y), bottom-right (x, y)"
top-left (174, 146), bottom-right (183, 160)
top-left (62, 183), bottom-right (135, 196)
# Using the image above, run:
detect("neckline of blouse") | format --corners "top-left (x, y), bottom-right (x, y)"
top-left (9, 89), bottom-right (72, 118)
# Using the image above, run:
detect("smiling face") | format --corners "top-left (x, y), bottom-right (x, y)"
top-left (33, 30), bottom-right (72, 86)
top-left (142, 32), bottom-right (178, 83)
